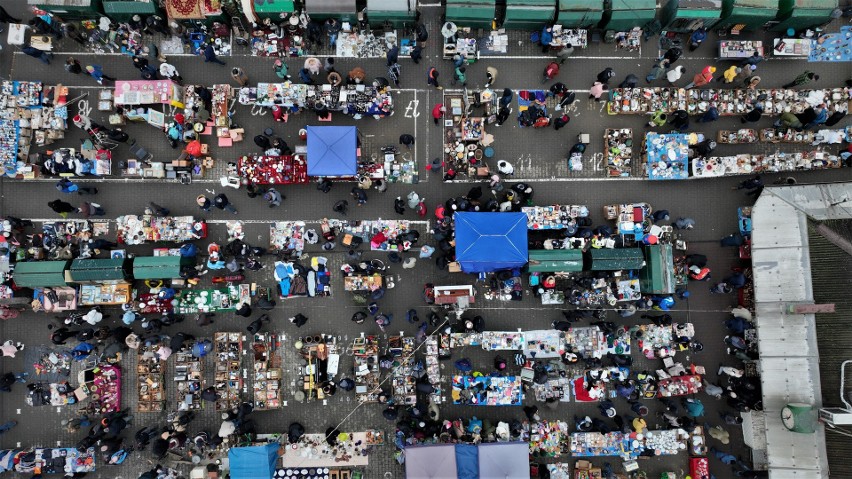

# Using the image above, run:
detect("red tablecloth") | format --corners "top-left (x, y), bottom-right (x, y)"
top-left (238, 155), bottom-right (308, 185)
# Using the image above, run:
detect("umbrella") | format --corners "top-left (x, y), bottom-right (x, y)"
top-left (441, 22), bottom-right (458, 39)
top-left (304, 57), bottom-right (321, 74)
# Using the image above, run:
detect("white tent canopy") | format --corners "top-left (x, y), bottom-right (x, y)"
top-left (405, 444), bottom-right (457, 479)
top-left (477, 443), bottom-right (529, 478)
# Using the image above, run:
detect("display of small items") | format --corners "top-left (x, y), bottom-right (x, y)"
top-left (388, 336), bottom-right (416, 405)
top-left (214, 332), bottom-right (242, 411)
top-left (605, 128), bottom-right (633, 177)
top-left (137, 342), bottom-right (165, 412)
top-left (717, 129), bottom-right (757, 144)
top-left (174, 347), bottom-right (204, 411)
top-left (645, 133), bottom-right (689, 180)
top-left (252, 333), bottom-right (282, 410)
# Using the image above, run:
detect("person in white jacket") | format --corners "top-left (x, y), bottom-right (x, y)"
top-left (666, 65), bottom-right (686, 85)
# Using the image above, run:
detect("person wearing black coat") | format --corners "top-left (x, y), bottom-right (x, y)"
top-left (235, 303), bottom-right (251, 317)
top-left (246, 314), bottom-right (270, 334)
top-left (741, 104), bottom-right (764, 123)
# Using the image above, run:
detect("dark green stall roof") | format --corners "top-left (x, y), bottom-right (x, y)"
top-left (772, 0), bottom-right (838, 31)
top-left (367, 0), bottom-right (416, 27)
top-left (528, 249), bottom-right (583, 272)
top-left (600, 0), bottom-right (656, 31)
top-left (587, 248), bottom-right (645, 271)
top-left (639, 244), bottom-right (676, 294)
top-left (253, 0), bottom-right (297, 15)
top-left (13, 261), bottom-right (70, 288)
top-left (103, 0), bottom-right (159, 14)
top-left (68, 258), bottom-right (129, 283)
top-left (503, 0), bottom-right (556, 30)
top-left (446, 0), bottom-right (496, 29)
top-left (132, 256), bottom-right (187, 280)
top-left (556, 0), bottom-right (603, 27)
top-left (718, 0), bottom-right (781, 31)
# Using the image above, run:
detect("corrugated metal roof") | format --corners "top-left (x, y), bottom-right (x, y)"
top-left (132, 256), bottom-right (183, 280)
top-left (69, 258), bottom-right (128, 282)
top-left (528, 249), bottom-right (583, 272)
top-left (588, 248), bottom-right (644, 271)
top-left (13, 260), bottom-right (70, 288)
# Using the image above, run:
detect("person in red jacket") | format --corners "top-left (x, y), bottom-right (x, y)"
top-left (431, 103), bottom-right (445, 125)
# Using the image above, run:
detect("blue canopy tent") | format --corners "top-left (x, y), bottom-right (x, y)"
top-left (405, 442), bottom-right (528, 479)
top-left (454, 212), bottom-right (528, 273)
top-left (228, 443), bottom-right (280, 479)
top-left (306, 125), bottom-right (358, 177)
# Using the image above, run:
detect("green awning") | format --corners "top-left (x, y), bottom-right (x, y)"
top-left (446, 0), bottom-right (496, 29)
top-left (587, 248), bottom-right (645, 271)
top-left (13, 261), bottom-right (70, 288)
top-left (772, 0), bottom-right (838, 31)
top-left (503, 0), bottom-right (556, 30)
top-left (639, 244), bottom-right (676, 295)
top-left (29, 0), bottom-right (104, 19)
top-left (366, 0), bottom-right (417, 27)
top-left (253, 0), bottom-right (297, 15)
top-left (718, 0), bottom-right (780, 30)
top-left (132, 256), bottom-right (186, 280)
top-left (103, 0), bottom-right (160, 22)
top-left (556, 0), bottom-right (603, 26)
top-left (528, 249), bottom-right (583, 272)
top-left (68, 258), bottom-right (129, 283)
top-left (600, 0), bottom-right (656, 30)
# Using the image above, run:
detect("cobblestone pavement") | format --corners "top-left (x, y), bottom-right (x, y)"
top-left (0, 2), bottom-right (850, 478)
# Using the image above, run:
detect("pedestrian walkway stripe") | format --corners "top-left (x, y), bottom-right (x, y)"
top-left (25, 218), bottom-right (431, 226)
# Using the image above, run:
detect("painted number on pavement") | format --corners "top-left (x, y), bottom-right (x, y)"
top-left (405, 100), bottom-right (420, 118)
top-left (77, 98), bottom-right (92, 118)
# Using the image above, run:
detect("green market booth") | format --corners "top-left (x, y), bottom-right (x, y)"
top-left (305, 0), bottom-right (357, 21)
top-left (28, 0), bottom-right (104, 20)
top-left (132, 256), bottom-right (191, 280)
top-left (771, 0), bottom-right (838, 32)
top-left (555, 0), bottom-right (604, 28)
top-left (639, 244), bottom-right (676, 295)
top-left (599, 0), bottom-right (656, 31)
top-left (716, 0), bottom-right (782, 32)
top-left (661, 0), bottom-right (727, 33)
top-left (528, 250), bottom-right (584, 273)
top-left (366, 0), bottom-right (417, 28)
top-left (251, 0), bottom-right (297, 21)
top-left (445, 0), bottom-right (496, 29)
top-left (503, 0), bottom-right (556, 30)
top-left (102, 0), bottom-right (163, 22)
top-left (586, 248), bottom-right (645, 271)
top-left (67, 258), bottom-right (132, 306)
top-left (13, 261), bottom-right (71, 288)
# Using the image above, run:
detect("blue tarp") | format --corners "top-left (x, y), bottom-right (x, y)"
top-left (454, 212), bottom-right (529, 273)
top-left (228, 443), bottom-right (280, 479)
top-left (306, 125), bottom-right (357, 177)
top-left (405, 442), bottom-right (529, 479)
top-left (455, 444), bottom-right (479, 479)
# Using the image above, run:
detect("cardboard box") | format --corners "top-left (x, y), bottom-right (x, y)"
top-left (448, 262), bottom-right (461, 273)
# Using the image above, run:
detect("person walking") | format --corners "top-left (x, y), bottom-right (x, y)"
top-left (214, 193), bottom-right (237, 214)
top-left (661, 47), bottom-right (682, 66)
top-left (22, 45), bottom-right (52, 64)
top-left (410, 44), bottom-right (422, 64)
top-left (333, 200), bottom-right (349, 215)
top-left (147, 202), bottom-right (169, 216)
top-left (783, 70), bottom-right (818, 88)
top-left (56, 178), bottom-right (97, 195)
top-left (553, 114), bottom-right (570, 130)
top-left (246, 314), bottom-right (271, 334)
top-left (666, 65), bottom-right (686, 85)
top-left (556, 45), bottom-right (574, 64)
top-left (719, 65), bottom-right (740, 84)
top-left (741, 103), bottom-right (764, 124)
top-left (739, 51), bottom-right (764, 68)
top-left (387, 63), bottom-right (401, 87)
top-left (386, 44), bottom-right (399, 66)
top-left (618, 74), bottom-right (639, 88)
top-left (85, 65), bottom-right (116, 85)
top-left (646, 63), bottom-right (666, 83)
top-left (48, 199), bottom-right (77, 218)
top-left (197, 195), bottom-right (212, 212)
top-left (596, 68), bottom-right (615, 85)
top-left (696, 105), bottom-right (719, 123)
top-left (263, 188), bottom-right (283, 208)
top-left (399, 134), bottom-right (415, 149)
top-left (427, 67), bottom-right (442, 90)
top-left (79, 202), bottom-right (106, 218)
top-left (589, 81), bottom-right (606, 101)
top-left (203, 44), bottom-right (226, 65)
top-left (495, 106), bottom-right (511, 126)
top-left (774, 111), bottom-right (804, 130)
top-left (231, 67), bottom-right (249, 86)
top-left (65, 57), bottom-right (82, 75)
top-left (432, 103), bottom-right (445, 125)
top-left (453, 66), bottom-right (466, 86)
top-left (684, 66), bottom-right (716, 89)
top-left (485, 66), bottom-right (498, 88)
top-left (744, 75), bottom-right (761, 90)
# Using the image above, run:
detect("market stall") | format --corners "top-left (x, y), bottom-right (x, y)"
top-left (343, 274), bottom-right (383, 292)
top-left (252, 332), bottom-right (282, 410)
top-left (32, 286), bottom-right (78, 313)
top-left (716, 0), bottom-right (780, 33)
top-left (645, 133), bottom-right (690, 180)
top-left (445, 0), bottom-right (495, 29)
top-left (174, 346), bottom-right (203, 411)
top-left (307, 126), bottom-right (358, 177)
top-left (339, 219), bottom-right (414, 252)
top-left (389, 335), bottom-right (416, 405)
top-left (175, 286), bottom-right (243, 314)
top-left (78, 364), bottom-right (121, 414)
top-left (718, 128), bottom-right (758, 144)
top-left (605, 128), bottom-right (633, 177)
top-left (691, 149), bottom-right (843, 178)
top-left (1, 81), bottom-right (68, 179)
top-left (640, 244), bottom-right (676, 295)
top-left (455, 212), bottom-right (528, 273)
top-left (279, 431), bottom-right (380, 468)
top-left (451, 376), bottom-right (523, 406)
top-left (113, 80), bottom-right (184, 108)
top-left (237, 154), bottom-right (308, 184)
top-left (137, 341), bottom-right (165, 412)
top-left (269, 221), bottom-right (305, 255)
top-left (424, 336), bottom-right (444, 405)
top-left (529, 420), bottom-right (570, 457)
top-left (661, 0), bottom-right (726, 32)
top-left (587, 248), bottom-right (645, 271)
top-left (214, 332), bottom-right (242, 412)
top-left (572, 366), bottom-right (629, 402)
top-left (299, 335), bottom-right (339, 401)
top-left (600, 0), bottom-right (656, 31)
top-left (528, 250), bottom-right (584, 273)
top-left (555, 0), bottom-right (602, 27)
top-left (523, 205), bottom-right (590, 230)
top-left (337, 30), bottom-right (400, 58)
top-left (353, 335), bottom-right (380, 402)
top-left (772, 38), bottom-right (811, 56)
top-left (274, 257), bottom-right (331, 298)
top-left (132, 255), bottom-right (190, 280)
top-left (13, 260), bottom-right (70, 289)
top-left (240, 83), bottom-right (393, 119)
top-left (503, 0), bottom-right (556, 30)
top-left (116, 215), bottom-right (206, 245)
top-left (13, 448), bottom-right (96, 475)
top-left (79, 283), bottom-right (131, 306)
top-left (657, 374), bottom-right (704, 397)
top-left (638, 323), bottom-right (695, 359)
top-left (718, 40), bottom-right (764, 59)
